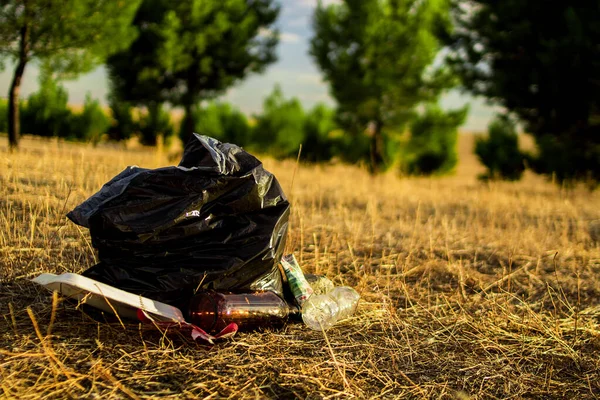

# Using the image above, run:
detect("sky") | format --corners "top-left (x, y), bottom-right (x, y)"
top-left (0, 0), bottom-right (497, 131)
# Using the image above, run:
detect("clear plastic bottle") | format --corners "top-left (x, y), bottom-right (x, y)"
top-left (301, 294), bottom-right (340, 330)
top-left (305, 274), bottom-right (335, 295)
top-left (329, 286), bottom-right (360, 320)
top-left (301, 286), bottom-right (360, 331)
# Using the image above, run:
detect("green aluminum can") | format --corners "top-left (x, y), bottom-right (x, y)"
top-left (280, 254), bottom-right (314, 306)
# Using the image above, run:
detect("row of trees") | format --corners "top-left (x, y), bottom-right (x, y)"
top-left (0, 72), bottom-right (173, 145)
top-left (0, 0), bottom-right (142, 149)
top-left (446, 0), bottom-right (600, 184)
top-left (1, 73), bottom-right (465, 175)
top-left (0, 0), bottom-right (280, 151)
top-left (310, 0), bottom-right (600, 184)
top-left (193, 85), bottom-right (466, 174)
top-left (106, 0), bottom-right (279, 145)
top-left (2, 0), bottom-right (599, 184)
top-left (106, 0), bottom-right (466, 175)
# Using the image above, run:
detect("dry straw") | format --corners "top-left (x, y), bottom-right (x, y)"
top-left (1, 136), bottom-right (599, 398)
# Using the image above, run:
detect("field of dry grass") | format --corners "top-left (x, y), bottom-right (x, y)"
top-left (1, 135), bottom-right (600, 399)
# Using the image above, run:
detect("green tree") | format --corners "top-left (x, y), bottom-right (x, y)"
top-left (402, 105), bottom-right (467, 175)
top-left (107, 92), bottom-right (136, 142)
top-left (66, 94), bottom-right (110, 144)
top-left (0, 0), bottom-right (141, 150)
top-left (107, 0), bottom-right (280, 145)
top-left (303, 103), bottom-right (338, 162)
top-left (194, 102), bottom-right (250, 146)
top-left (447, 1), bottom-right (600, 185)
top-left (253, 85), bottom-right (305, 158)
top-left (310, 0), bottom-right (455, 172)
top-left (475, 115), bottom-right (526, 181)
top-left (20, 71), bottom-right (71, 137)
top-left (137, 104), bottom-right (174, 147)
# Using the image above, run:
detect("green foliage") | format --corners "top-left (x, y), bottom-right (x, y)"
top-left (302, 103), bottom-right (338, 162)
top-left (107, 93), bottom-right (135, 142)
top-left (66, 94), bottom-right (110, 144)
top-left (336, 132), bottom-right (372, 165)
top-left (191, 102), bottom-right (250, 146)
top-left (19, 75), bottom-right (111, 143)
top-left (20, 73), bottom-right (71, 137)
top-left (193, 97), bottom-right (354, 163)
top-left (529, 136), bottom-right (600, 189)
top-left (252, 85), bottom-right (305, 158)
top-left (448, 1), bottom-right (600, 185)
top-left (0, 1), bottom-right (141, 73)
top-left (302, 103), bottom-right (371, 164)
top-left (475, 116), bottom-right (526, 181)
top-left (402, 105), bottom-right (467, 175)
top-left (310, 0), bottom-right (457, 171)
top-left (0, 0), bottom-right (142, 148)
top-left (137, 104), bottom-right (174, 146)
top-left (0, 99), bottom-right (6, 132)
top-left (189, 95), bottom-right (367, 164)
top-left (107, 0), bottom-right (280, 143)
top-left (251, 91), bottom-right (369, 163)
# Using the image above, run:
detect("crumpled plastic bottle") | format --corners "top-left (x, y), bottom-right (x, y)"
top-left (305, 274), bottom-right (335, 296)
top-left (301, 286), bottom-right (360, 331)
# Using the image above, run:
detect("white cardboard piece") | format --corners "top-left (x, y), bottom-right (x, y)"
top-left (32, 272), bottom-right (185, 323)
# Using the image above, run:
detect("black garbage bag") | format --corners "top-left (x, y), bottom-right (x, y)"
top-left (67, 134), bottom-right (290, 311)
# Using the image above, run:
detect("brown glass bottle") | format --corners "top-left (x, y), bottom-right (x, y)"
top-left (188, 291), bottom-right (290, 333)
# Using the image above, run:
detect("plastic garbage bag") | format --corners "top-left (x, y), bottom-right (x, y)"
top-left (67, 134), bottom-right (290, 311)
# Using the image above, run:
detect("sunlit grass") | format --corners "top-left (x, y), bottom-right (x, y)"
top-left (1, 135), bottom-right (599, 398)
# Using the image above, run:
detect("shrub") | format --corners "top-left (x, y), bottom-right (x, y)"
top-left (20, 73), bottom-right (71, 137)
top-left (252, 85), bottom-right (305, 158)
top-left (403, 105), bottom-right (468, 175)
top-left (475, 115), bottom-right (526, 181)
top-left (65, 94), bottom-right (110, 143)
top-left (107, 93), bottom-right (135, 142)
top-left (302, 103), bottom-right (338, 162)
top-left (337, 130), bottom-right (371, 164)
top-left (137, 103), bottom-right (174, 146)
top-left (529, 135), bottom-right (600, 188)
top-left (193, 102), bottom-right (251, 146)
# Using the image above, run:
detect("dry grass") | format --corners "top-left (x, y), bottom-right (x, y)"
top-left (1, 135), bottom-right (600, 399)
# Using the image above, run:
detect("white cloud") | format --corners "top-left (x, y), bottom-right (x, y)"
top-left (298, 92), bottom-right (334, 104)
top-left (280, 32), bottom-right (301, 44)
top-left (297, 73), bottom-right (325, 85)
top-left (258, 28), bottom-right (301, 44)
top-left (298, 0), bottom-right (342, 8)
top-left (258, 27), bottom-right (275, 38)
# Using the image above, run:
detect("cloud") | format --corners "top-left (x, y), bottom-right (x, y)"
top-left (298, 92), bottom-right (333, 104)
top-left (298, 0), bottom-right (342, 8)
top-left (297, 73), bottom-right (325, 85)
top-left (280, 32), bottom-right (301, 44)
top-left (258, 27), bottom-right (275, 38)
top-left (258, 28), bottom-right (301, 44)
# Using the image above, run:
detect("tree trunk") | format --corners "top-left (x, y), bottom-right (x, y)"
top-left (369, 120), bottom-right (384, 174)
top-left (179, 65), bottom-right (200, 144)
top-left (141, 102), bottom-right (159, 146)
top-left (8, 25), bottom-right (30, 151)
top-left (180, 102), bottom-right (196, 145)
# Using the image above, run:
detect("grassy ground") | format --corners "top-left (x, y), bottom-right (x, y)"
top-left (1, 135), bottom-right (600, 399)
